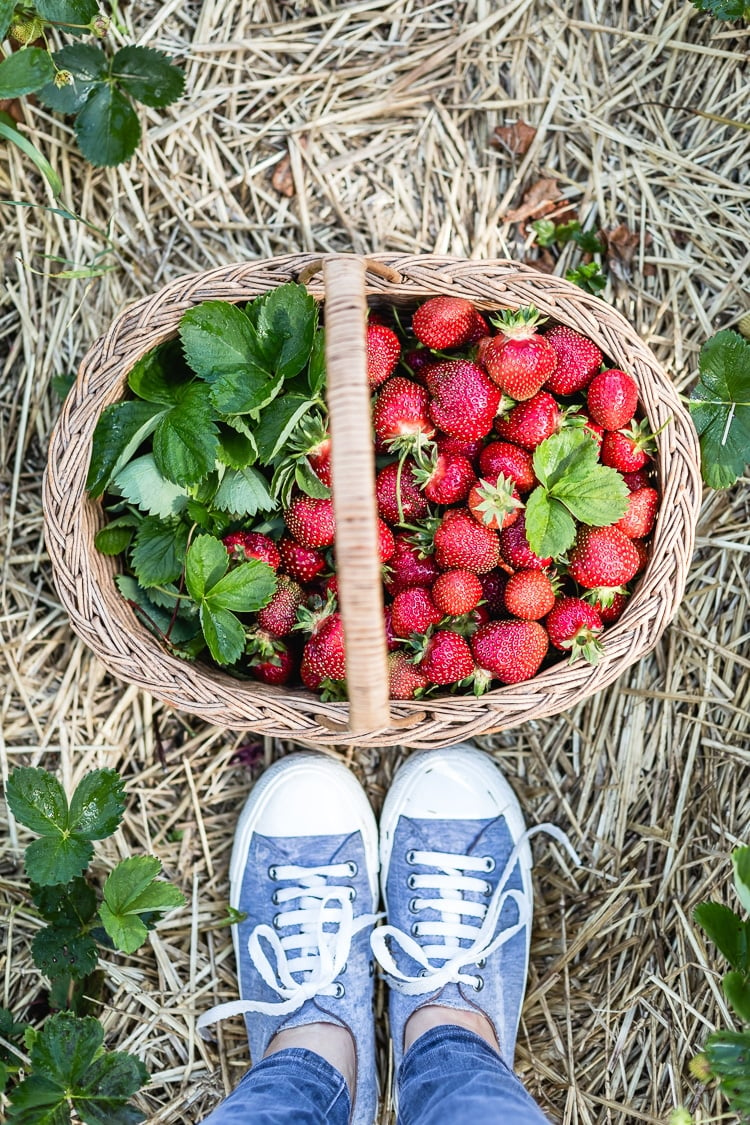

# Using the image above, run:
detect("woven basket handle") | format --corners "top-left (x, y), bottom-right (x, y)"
top-left (320, 256), bottom-right (391, 733)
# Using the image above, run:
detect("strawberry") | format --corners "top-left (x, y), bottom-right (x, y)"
top-left (388, 651), bottom-right (429, 699)
top-left (434, 509), bottom-right (500, 574)
top-left (480, 570), bottom-right (508, 616)
top-left (250, 642), bottom-right (298, 686)
top-left (432, 569), bottom-right (483, 616)
top-left (600, 420), bottom-right (655, 472)
top-left (436, 434), bottom-right (484, 462)
top-left (403, 348), bottom-right (433, 382)
top-left (378, 518), bottom-right (396, 563)
top-left (284, 495), bottom-right (336, 549)
top-left (479, 441), bottom-right (536, 493)
top-left (223, 531), bottom-right (280, 571)
top-left (426, 361), bottom-right (501, 441)
top-left (587, 369), bottom-right (638, 431)
top-left (614, 486), bottom-right (658, 538)
top-left (322, 574), bottom-right (339, 600)
top-left (482, 308), bottom-right (557, 400)
top-left (546, 597), bottom-right (604, 663)
top-left (504, 569), bottom-right (556, 620)
top-left (376, 460), bottom-right (431, 525)
top-left (256, 576), bottom-right (304, 636)
top-left (412, 296), bottom-right (477, 349)
top-left (590, 591), bottom-right (629, 623)
top-left (632, 538), bottom-right (650, 574)
top-left (418, 629), bottom-right (475, 685)
top-left (495, 391), bottom-right (561, 449)
top-left (373, 376), bottom-right (435, 452)
top-left (278, 536), bottom-right (327, 584)
top-left (622, 468), bottom-right (652, 492)
top-left (308, 439), bottom-right (332, 486)
top-left (411, 448), bottom-right (475, 505)
top-left (467, 311), bottom-right (491, 343)
top-left (568, 526), bottom-right (640, 593)
top-left (383, 606), bottom-right (400, 651)
top-left (565, 411), bottom-right (604, 448)
top-left (467, 474), bottom-right (523, 530)
top-left (543, 325), bottom-right (602, 395)
top-left (384, 534), bottom-right (440, 594)
top-left (367, 321), bottom-right (401, 388)
top-left (390, 587), bottom-right (443, 638)
top-left (300, 613), bottom-right (346, 690)
top-left (499, 514), bottom-right (552, 571)
top-left (471, 620), bottom-right (548, 684)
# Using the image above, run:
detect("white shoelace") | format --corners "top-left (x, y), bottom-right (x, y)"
top-left (370, 824), bottom-right (580, 995)
top-left (198, 861), bottom-right (380, 1035)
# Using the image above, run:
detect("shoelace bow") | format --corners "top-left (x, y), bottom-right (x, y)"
top-left (370, 824), bottom-right (580, 995)
top-left (198, 861), bottom-right (380, 1035)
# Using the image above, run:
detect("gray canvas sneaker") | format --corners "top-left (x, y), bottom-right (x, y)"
top-left (371, 744), bottom-right (578, 1072)
top-left (198, 752), bottom-right (381, 1124)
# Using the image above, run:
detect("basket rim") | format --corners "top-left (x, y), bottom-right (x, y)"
top-left (42, 253), bottom-right (703, 748)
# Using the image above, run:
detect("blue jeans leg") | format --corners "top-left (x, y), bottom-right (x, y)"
top-left (199, 1047), bottom-right (351, 1125)
top-left (397, 1025), bottom-right (551, 1125)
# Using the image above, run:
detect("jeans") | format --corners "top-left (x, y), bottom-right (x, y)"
top-left (201, 1025), bottom-right (551, 1124)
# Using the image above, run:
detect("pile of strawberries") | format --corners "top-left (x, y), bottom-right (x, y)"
top-left (229, 296), bottom-right (659, 700)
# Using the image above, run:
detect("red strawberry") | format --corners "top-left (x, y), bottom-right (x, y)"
top-left (403, 348), bottom-right (433, 382)
top-left (495, 391), bottom-right (561, 449)
top-left (250, 641), bottom-right (297, 686)
top-left (426, 361), bottom-right (501, 441)
top-left (471, 620), bottom-right (548, 684)
top-left (436, 434), bottom-right (484, 462)
top-left (499, 514), bottom-right (552, 571)
top-left (223, 531), bottom-right (281, 571)
top-left (419, 629), bottom-right (475, 685)
top-left (412, 296), bottom-right (477, 349)
top-left (614, 487), bottom-right (658, 538)
top-left (373, 377), bottom-right (435, 450)
top-left (622, 468), bottom-right (652, 492)
top-left (322, 574), bottom-right (339, 600)
top-left (590, 591), bottom-right (629, 623)
top-left (432, 569), bottom-right (483, 616)
top-left (482, 308), bottom-right (557, 400)
top-left (479, 442), bottom-right (536, 493)
top-left (600, 421), bottom-right (655, 472)
top-left (300, 613), bottom-right (346, 690)
top-left (546, 597), bottom-right (604, 663)
top-left (565, 412), bottom-right (605, 448)
top-left (434, 509), bottom-right (500, 574)
top-left (383, 606), bottom-right (400, 651)
top-left (390, 587), bottom-right (443, 638)
top-left (632, 538), bottom-right (650, 574)
top-left (504, 570), bottom-right (556, 621)
top-left (376, 460), bottom-right (431, 525)
top-left (568, 526), bottom-right (640, 592)
top-left (256, 576), bottom-right (304, 636)
top-left (284, 496), bottom-right (336, 549)
top-left (467, 311), bottom-right (491, 343)
top-left (378, 518), bottom-right (396, 563)
top-left (587, 369), bottom-right (638, 431)
top-left (543, 325), bottom-right (602, 395)
top-left (480, 570), bottom-right (508, 616)
top-left (411, 449), bottom-right (475, 505)
top-left (467, 474), bottom-right (523, 530)
top-left (278, 536), bottom-right (327, 584)
top-left (367, 322), bottom-right (401, 388)
top-left (388, 651), bottom-right (429, 699)
top-left (384, 534), bottom-right (440, 594)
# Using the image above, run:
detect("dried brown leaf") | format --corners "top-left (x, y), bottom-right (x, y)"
top-left (524, 249), bottom-right (557, 274)
top-left (491, 120), bottom-right (537, 157)
top-left (503, 177), bottom-right (562, 224)
top-left (271, 154), bottom-right (295, 198)
top-left (602, 224), bottom-right (640, 280)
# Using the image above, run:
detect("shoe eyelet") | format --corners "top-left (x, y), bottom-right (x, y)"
top-left (406, 850), bottom-right (417, 864)
top-left (482, 857), bottom-right (495, 873)
top-left (333, 982), bottom-right (345, 998)
top-left (408, 897), bottom-right (419, 914)
top-left (410, 922), bottom-right (420, 937)
top-left (268, 865), bottom-right (278, 880)
top-left (271, 891), bottom-right (280, 905)
top-left (347, 861), bottom-right (358, 877)
top-left (418, 968), bottom-right (430, 978)
top-left (407, 874), bottom-right (417, 890)
top-left (369, 960), bottom-right (375, 978)
top-left (483, 882), bottom-right (492, 896)
top-left (476, 958), bottom-right (486, 969)
top-left (272, 913), bottom-right (282, 929)
top-left (473, 975), bottom-right (484, 992)
top-left (348, 887), bottom-right (357, 902)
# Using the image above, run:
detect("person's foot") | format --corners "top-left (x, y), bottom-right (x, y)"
top-left (198, 752), bottom-right (380, 1124)
top-left (372, 743), bottom-right (560, 1071)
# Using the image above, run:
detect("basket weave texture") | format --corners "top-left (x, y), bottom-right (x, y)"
top-left (43, 254), bottom-right (702, 748)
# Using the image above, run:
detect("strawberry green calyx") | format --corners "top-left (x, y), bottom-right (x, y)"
top-left (403, 516), bottom-right (441, 558)
top-left (293, 590), bottom-right (337, 635)
top-left (319, 677), bottom-right (348, 702)
top-left (245, 627), bottom-right (287, 663)
top-left (490, 305), bottom-right (548, 340)
top-left (581, 584), bottom-right (628, 609)
top-left (458, 664), bottom-right (494, 697)
top-left (468, 474), bottom-right (523, 528)
top-left (561, 628), bottom-right (604, 665)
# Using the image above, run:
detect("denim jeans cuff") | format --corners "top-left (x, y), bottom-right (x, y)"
top-left (400, 1023), bottom-right (508, 1080)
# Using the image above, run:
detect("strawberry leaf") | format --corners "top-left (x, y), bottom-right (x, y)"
top-left (524, 488), bottom-right (576, 558)
top-left (216, 424), bottom-right (257, 469)
top-left (704, 1030), bottom-right (750, 1115)
top-left (254, 395), bottom-right (315, 463)
top-left (184, 534), bottom-right (229, 602)
top-left (0, 1), bottom-right (16, 41)
top-left (723, 972), bottom-right (750, 1023)
top-left (74, 84), bottom-right (141, 168)
top-left (151, 383), bottom-right (219, 486)
top-left (307, 327), bottom-right (326, 397)
top-left (130, 516), bottom-right (189, 587)
top-left (199, 602), bottom-right (246, 665)
top-left (94, 513), bottom-right (141, 557)
top-left (689, 330), bottom-right (750, 489)
top-left (111, 454), bottom-right (189, 518)
top-left (37, 44), bottom-right (107, 113)
top-left (111, 46), bottom-right (185, 108)
top-left (115, 575), bottom-right (202, 650)
top-left (691, 0), bottom-right (750, 18)
top-left (179, 301), bottom-right (279, 413)
top-left (127, 342), bottom-right (192, 405)
top-left (550, 466), bottom-right (628, 526)
top-left (87, 401), bottom-right (165, 498)
top-left (32, 924), bottom-right (98, 981)
top-left (253, 283), bottom-right (318, 381)
top-left (694, 902), bottom-right (750, 972)
top-left (212, 467), bottom-right (275, 518)
top-left (734, 847), bottom-right (750, 915)
top-left (532, 428), bottom-right (628, 536)
top-left (533, 429), bottom-right (599, 488)
top-left (205, 559), bottom-right (276, 613)
top-left (0, 47), bottom-right (55, 100)
top-left (35, 0), bottom-right (99, 23)
top-left (99, 856), bottom-right (184, 954)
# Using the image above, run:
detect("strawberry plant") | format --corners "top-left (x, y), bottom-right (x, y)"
top-left (690, 0), bottom-right (750, 19)
top-left (0, 1), bottom-right (184, 168)
top-left (1, 765), bottom-right (185, 1121)
top-left (688, 329), bottom-right (750, 489)
top-left (531, 219), bottom-right (609, 295)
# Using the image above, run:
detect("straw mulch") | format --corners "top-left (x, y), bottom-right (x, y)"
top-left (1, 2), bottom-right (749, 1122)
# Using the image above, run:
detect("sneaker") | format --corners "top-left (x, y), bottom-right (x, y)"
top-left (371, 743), bottom-right (578, 1071)
top-left (198, 752), bottom-right (381, 1124)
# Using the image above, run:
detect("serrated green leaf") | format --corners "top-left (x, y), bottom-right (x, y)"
top-left (294, 459), bottom-right (331, 499)
top-left (524, 487), bottom-right (576, 559)
top-left (210, 367), bottom-right (285, 416)
top-left (185, 499), bottom-right (231, 537)
top-left (127, 343), bottom-right (191, 405)
top-left (32, 924), bottom-right (98, 981)
top-left (68, 769), bottom-right (125, 839)
top-left (695, 901), bottom-right (750, 972)
top-left (216, 424), bottom-right (257, 469)
top-left (724, 971), bottom-right (750, 1023)
top-left (307, 327), bottom-right (326, 397)
top-left (152, 383), bottom-right (218, 486)
top-left (704, 1030), bottom-right (750, 1115)
top-left (533, 429), bottom-right (599, 489)
top-left (550, 464), bottom-right (629, 526)
top-left (0, 1), bottom-right (16, 41)
top-left (179, 300), bottom-right (265, 384)
top-left (255, 282), bottom-right (318, 381)
top-left (35, 0), bottom-right (99, 22)
top-left (25, 835), bottom-right (94, 887)
top-left (94, 521), bottom-right (136, 556)
top-left (254, 395), bottom-right (314, 463)
top-left (87, 400), bottom-right (165, 498)
top-left (75, 83), bottom-right (140, 168)
top-left (115, 575), bottom-right (201, 647)
top-left (5, 1074), bottom-right (69, 1124)
top-left (692, 0), bottom-right (750, 18)
top-left (199, 603), bottom-right (246, 665)
top-left (205, 558), bottom-right (276, 613)
top-left (130, 516), bottom-right (189, 587)
top-left (184, 534), bottom-right (229, 601)
top-left (111, 45), bottom-right (185, 108)
top-left (734, 847), bottom-right (750, 915)
top-left (212, 466), bottom-right (275, 518)
top-left (111, 454), bottom-right (189, 518)
top-left (31, 877), bottom-right (98, 925)
top-left (690, 331), bottom-right (750, 489)
top-left (100, 856), bottom-right (183, 954)
top-left (0, 47), bottom-right (55, 100)
top-left (6, 768), bottom-right (69, 835)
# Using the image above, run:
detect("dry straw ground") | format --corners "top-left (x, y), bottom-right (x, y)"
top-left (1, 1), bottom-right (749, 1122)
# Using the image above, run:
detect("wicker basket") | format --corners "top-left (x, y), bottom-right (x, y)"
top-left (43, 254), bottom-right (702, 748)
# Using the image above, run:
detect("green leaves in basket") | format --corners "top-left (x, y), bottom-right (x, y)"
top-left (689, 330), bottom-right (750, 489)
top-left (0, 48), bottom-right (55, 100)
top-left (524, 429), bottom-right (629, 559)
top-left (184, 534), bottom-right (276, 665)
top-left (99, 855), bottom-right (185, 955)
